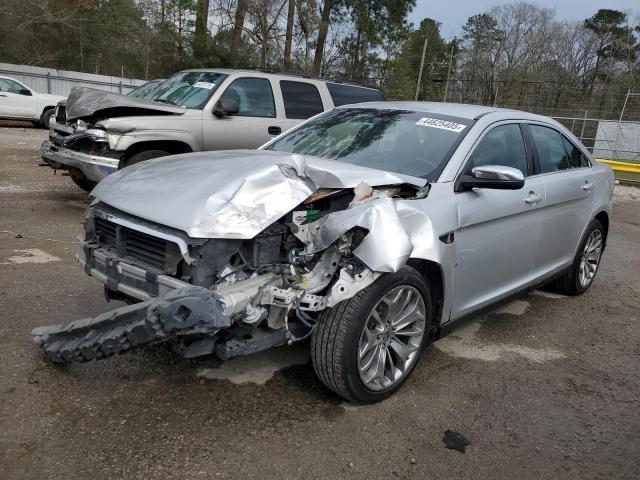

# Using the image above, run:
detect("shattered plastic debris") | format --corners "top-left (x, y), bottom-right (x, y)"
top-left (443, 430), bottom-right (471, 453)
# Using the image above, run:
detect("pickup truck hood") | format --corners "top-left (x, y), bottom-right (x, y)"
top-left (92, 150), bottom-right (427, 239)
top-left (66, 87), bottom-right (185, 121)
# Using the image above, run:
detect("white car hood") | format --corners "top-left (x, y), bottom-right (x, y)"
top-left (92, 150), bottom-right (427, 239)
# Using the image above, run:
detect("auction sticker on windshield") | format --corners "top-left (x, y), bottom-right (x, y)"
top-left (416, 117), bottom-right (466, 133)
top-left (194, 81), bottom-right (215, 89)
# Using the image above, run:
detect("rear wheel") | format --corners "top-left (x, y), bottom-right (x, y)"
top-left (40, 107), bottom-right (55, 129)
top-left (555, 219), bottom-right (604, 295)
top-left (311, 267), bottom-right (431, 403)
top-left (122, 149), bottom-right (171, 169)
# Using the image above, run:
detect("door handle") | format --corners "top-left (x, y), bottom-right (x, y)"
top-left (582, 182), bottom-right (593, 192)
top-left (0, 94), bottom-right (6, 97)
top-left (268, 126), bottom-right (282, 136)
top-left (524, 192), bottom-right (543, 204)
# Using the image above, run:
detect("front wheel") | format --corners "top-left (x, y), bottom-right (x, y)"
top-left (69, 168), bottom-right (97, 193)
top-left (122, 149), bottom-right (170, 169)
top-left (311, 267), bottom-right (432, 403)
top-left (555, 219), bottom-right (604, 295)
top-left (40, 107), bottom-right (55, 129)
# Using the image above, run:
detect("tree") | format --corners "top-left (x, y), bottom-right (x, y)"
top-left (383, 18), bottom-right (448, 100)
top-left (312, 0), bottom-right (333, 75)
top-left (229, 0), bottom-right (249, 66)
top-left (193, 0), bottom-right (210, 60)
top-left (283, 0), bottom-right (295, 69)
top-left (585, 9), bottom-right (637, 93)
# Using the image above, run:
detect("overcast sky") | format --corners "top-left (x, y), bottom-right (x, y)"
top-left (408, 0), bottom-right (640, 40)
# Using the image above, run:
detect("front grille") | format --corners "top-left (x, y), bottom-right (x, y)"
top-left (94, 217), bottom-right (169, 270)
top-left (55, 105), bottom-right (66, 124)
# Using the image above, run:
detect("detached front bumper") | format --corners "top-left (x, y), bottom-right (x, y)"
top-left (40, 140), bottom-right (119, 182)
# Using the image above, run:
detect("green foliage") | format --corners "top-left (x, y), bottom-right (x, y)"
top-left (381, 18), bottom-right (448, 100)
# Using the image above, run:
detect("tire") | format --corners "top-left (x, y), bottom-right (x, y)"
top-left (555, 219), bottom-right (604, 295)
top-left (311, 266), bottom-right (432, 403)
top-left (40, 108), bottom-right (55, 129)
top-left (69, 168), bottom-right (97, 193)
top-left (122, 149), bottom-right (171, 169)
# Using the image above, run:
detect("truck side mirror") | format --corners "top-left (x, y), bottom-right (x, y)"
top-left (19, 88), bottom-right (32, 96)
top-left (213, 98), bottom-right (240, 117)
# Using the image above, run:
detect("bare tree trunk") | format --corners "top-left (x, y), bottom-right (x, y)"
top-left (193, 0), bottom-right (210, 60)
top-left (283, 0), bottom-right (295, 70)
top-left (312, 0), bottom-right (332, 76)
top-left (230, 0), bottom-right (248, 66)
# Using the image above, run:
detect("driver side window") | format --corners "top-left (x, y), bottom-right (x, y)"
top-left (219, 78), bottom-right (275, 118)
top-left (0, 79), bottom-right (25, 95)
top-left (468, 124), bottom-right (528, 176)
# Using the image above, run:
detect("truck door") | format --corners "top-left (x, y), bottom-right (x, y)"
top-left (202, 77), bottom-right (289, 150)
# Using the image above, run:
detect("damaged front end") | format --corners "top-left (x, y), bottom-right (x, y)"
top-left (40, 88), bottom-right (187, 184)
top-left (32, 158), bottom-right (430, 364)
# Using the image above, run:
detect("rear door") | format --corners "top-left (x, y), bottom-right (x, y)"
top-left (451, 122), bottom-right (546, 319)
top-left (525, 124), bottom-right (596, 275)
top-left (202, 76), bottom-right (288, 150)
top-left (278, 79), bottom-right (328, 133)
top-left (0, 78), bottom-right (37, 118)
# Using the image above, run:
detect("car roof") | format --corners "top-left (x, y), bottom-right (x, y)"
top-left (177, 68), bottom-right (381, 91)
top-left (340, 101), bottom-right (553, 122)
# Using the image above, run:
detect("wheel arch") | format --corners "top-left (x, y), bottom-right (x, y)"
top-left (405, 258), bottom-right (445, 330)
top-left (594, 210), bottom-right (609, 248)
top-left (124, 140), bottom-right (193, 159)
top-left (41, 105), bottom-right (56, 116)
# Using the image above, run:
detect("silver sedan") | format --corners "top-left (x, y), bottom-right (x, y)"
top-left (33, 102), bottom-right (614, 403)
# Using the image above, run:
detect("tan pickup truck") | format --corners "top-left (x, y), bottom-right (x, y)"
top-left (40, 69), bottom-right (383, 191)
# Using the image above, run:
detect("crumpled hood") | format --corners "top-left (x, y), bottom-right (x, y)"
top-left (92, 150), bottom-right (427, 239)
top-left (66, 87), bottom-right (185, 121)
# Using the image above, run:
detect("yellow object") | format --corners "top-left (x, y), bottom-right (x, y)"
top-left (595, 159), bottom-right (640, 173)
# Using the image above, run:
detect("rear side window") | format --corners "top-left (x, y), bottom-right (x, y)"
top-left (280, 81), bottom-right (324, 119)
top-left (562, 136), bottom-right (590, 168)
top-left (219, 77), bottom-right (275, 118)
top-left (468, 124), bottom-right (528, 176)
top-left (530, 125), bottom-right (569, 173)
top-left (327, 83), bottom-right (384, 107)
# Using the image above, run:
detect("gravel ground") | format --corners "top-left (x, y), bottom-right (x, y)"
top-left (1, 124), bottom-right (639, 479)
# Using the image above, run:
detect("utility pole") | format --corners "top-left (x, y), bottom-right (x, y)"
top-left (611, 89), bottom-right (631, 160)
top-left (442, 44), bottom-right (455, 102)
top-left (415, 38), bottom-right (428, 101)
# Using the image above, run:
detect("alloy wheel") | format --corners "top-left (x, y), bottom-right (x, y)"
top-left (357, 285), bottom-right (427, 391)
top-left (579, 229), bottom-right (603, 288)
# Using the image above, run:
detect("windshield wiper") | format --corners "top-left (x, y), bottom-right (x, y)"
top-left (153, 98), bottom-right (177, 105)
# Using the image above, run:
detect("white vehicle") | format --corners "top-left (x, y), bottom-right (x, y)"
top-left (0, 75), bottom-right (65, 128)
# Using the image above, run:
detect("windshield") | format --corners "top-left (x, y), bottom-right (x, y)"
top-left (148, 71), bottom-right (228, 109)
top-left (265, 108), bottom-right (472, 179)
top-left (127, 81), bottom-right (163, 99)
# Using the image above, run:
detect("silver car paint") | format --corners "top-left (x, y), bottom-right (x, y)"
top-left (91, 103), bottom-right (614, 327)
top-left (92, 149), bottom-right (425, 239)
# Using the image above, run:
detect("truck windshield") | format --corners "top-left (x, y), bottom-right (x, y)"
top-left (148, 71), bottom-right (228, 109)
top-left (265, 108), bottom-right (472, 179)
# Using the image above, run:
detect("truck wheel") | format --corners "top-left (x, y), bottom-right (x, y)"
top-left (40, 107), bottom-right (55, 129)
top-left (311, 266), bottom-right (432, 403)
top-left (69, 168), bottom-right (97, 193)
top-left (123, 149), bottom-right (170, 168)
top-left (555, 219), bottom-right (604, 295)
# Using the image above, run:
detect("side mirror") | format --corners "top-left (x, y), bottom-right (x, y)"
top-left (213, 97), bottom-right (240, 117)
top-left (19, 88), bottom-right (32, 96)
top-left (461, 165), bottom-right (525, 190)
